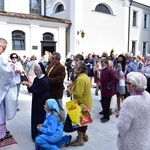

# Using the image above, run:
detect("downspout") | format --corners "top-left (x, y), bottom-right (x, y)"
top-left (127, 0), bottom-right (132, 52)
top-left (66, 23), bottom-right (71, 57)
top-left (44, 0), bottom-right (46, 16)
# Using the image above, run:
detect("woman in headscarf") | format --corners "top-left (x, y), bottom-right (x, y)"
top-left (35, 99), bottom-right (72, 150)
top-left (22, 62), bottom-right (50, 141)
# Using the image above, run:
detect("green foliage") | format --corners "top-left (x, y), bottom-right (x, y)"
top-left (110, 49), bottom-right (114, 57)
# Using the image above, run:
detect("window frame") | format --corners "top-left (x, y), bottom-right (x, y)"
top-left (142, 42), bottom-right (148, 56)
top-left (0, 0), bottom-right (4, 11)
top-left (12, 30), bottom-right (25, 50)
top-left (133, 11), bottom-right (138, 27)
top-left (30, 0), bottom-right (41, 15)
top-left (55, 4), bottom-right (64, 13)
top-left (143, 14), bottom-right (149, 29)
top-left (95, 4), bottom-right (111, 15)
top-left (43, 32), bottom-right (54, 41)
top-left (131, 41), bottom-right (136, 55)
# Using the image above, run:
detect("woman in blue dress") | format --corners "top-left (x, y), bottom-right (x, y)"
top-left (35, 99), bottom-right (71, 150)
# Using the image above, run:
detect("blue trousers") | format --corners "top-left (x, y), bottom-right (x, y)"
top-left (35, 135), bottom-right (69, 150)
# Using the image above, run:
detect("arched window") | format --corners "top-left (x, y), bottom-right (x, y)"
top-left (43, 33), bottom-right (54, 41)
top-left (0, 0), bottom-right (4, 11)
top-left (55, 4), bottom-right (64, 13)
top-left (30, 0), bottom-right (41, 14)
top-left (95, 4), bottom-right (111, 14)
top-left (12, 30), bottom-right (25, 50)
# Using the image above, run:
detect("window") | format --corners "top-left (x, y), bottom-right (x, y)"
top-left (144, 14), bottom-right (149, 29)
top-left (0, 0), bottom-right (4, 11)
top-left (95, 4), bottom-right (111, 14)
top-left (43, 33), bottom-right (54, 41)
top-left (132, 41), bottom-right (136, 55)
top-left (142, 42), bottom-right (148, 56)
top-left (12, 30), bottom-right (25, 50)
top-left (133, 11), bottom-right (138, 26)
top-left (30, 0), bottom-right (41, 14)
top-left (55, 4), bottom-right (64, 13)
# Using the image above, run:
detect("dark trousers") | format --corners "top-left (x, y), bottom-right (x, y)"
top-left (101, 96), bottom-right (111, 120)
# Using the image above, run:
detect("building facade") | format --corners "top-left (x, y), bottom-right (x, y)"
top-left (0, 0), bottom-right (71, 62)
top-left (50, 0), bottom-right (150, 56)
top-left (0, 0), bottom-right (150, 61)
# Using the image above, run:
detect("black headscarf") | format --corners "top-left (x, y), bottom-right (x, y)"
top-left (38, 62), bottom-right (47, 77)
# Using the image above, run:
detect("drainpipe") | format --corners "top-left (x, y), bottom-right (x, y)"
top-left (127, 0), bottom-right (132, 52)
top-left (44, 0), bottom-right (46, 16)
top-left (66, 23), bottom-right (71, 57)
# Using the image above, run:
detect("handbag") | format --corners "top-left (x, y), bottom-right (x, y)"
top-left (66, 99), bottom-right (93, 129)
top-left (20, 72), bottom-right (28, 82)
top-left (63, 115), bottom-right (77, 132)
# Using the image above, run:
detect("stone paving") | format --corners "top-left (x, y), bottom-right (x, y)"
top-left (3, 84), bottom-right (118, 150)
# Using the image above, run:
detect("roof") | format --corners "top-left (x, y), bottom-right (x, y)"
top-left (0, 11), bottom-right (71, 24)
top-left (133, 0), bottom-right (150, 7)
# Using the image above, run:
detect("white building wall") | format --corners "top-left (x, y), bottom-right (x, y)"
top-left (51, 0), bottom-right (150, 56)
top-left (70, 0), bottom-right (128, 56)
top-left (130, 4), bottom-right (150, 55)
top-left (5, 0), bottom-right (29, 14)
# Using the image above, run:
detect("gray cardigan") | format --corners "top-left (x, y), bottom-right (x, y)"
top-left (117, 91), bottom-right (150, 150)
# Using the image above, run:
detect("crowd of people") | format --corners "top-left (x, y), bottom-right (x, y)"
top-left (1, 35), bottom-right (150, 149)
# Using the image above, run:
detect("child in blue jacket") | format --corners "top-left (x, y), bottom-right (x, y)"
top-left (35, 99), bottom-right (71, 150)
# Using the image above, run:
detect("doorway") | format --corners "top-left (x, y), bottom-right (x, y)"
top-left (41, 41), bottom-right (57, 56)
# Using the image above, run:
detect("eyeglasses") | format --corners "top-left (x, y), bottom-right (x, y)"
top-left (0, 45), bottom-right (6, 50)
top-left (12, 56), bottom-right (17, 59)
top-left (125, 81), bottom-right (131, 85)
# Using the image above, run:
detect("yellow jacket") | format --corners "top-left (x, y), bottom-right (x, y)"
top-left (71, 73), bottom-right (92, 110)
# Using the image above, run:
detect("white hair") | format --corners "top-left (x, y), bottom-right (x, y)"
top-left (127, 72), bottom-right (147, 91)
top-left (34, 63), bottom-right (42, 72)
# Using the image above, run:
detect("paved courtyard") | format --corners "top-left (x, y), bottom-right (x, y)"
top-left (3, 83), bottom-right (118, 150)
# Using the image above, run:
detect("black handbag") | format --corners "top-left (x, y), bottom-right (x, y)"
top-left (20, 72), bottom-right (28, 82)
top-left (63, 115), bottom-right (77, 133)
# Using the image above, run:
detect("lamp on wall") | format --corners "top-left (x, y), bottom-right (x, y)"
top-left (77, 30), bottom-right (85, 38)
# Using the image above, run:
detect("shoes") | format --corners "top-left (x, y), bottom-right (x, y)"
top-left (101, 118), bottom-right (109, 123)
top-left (0, 138), bottom-right (4, 142)
top-left (100, 117), bottom-right (105, 120)
top-left (70, 139), bottom-right (84, 146)
top-left (65, 135), bottom-right (72, 147)
top-left (17, 106), bottom-right (20, 111)
top-left (4, 133), bottom-right (12, 139)
top-left (99, 111), bottom-right (103, 115)
top-left (83, 135), bottom-right (89, 142)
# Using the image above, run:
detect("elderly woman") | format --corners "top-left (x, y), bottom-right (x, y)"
top-left (22, 62), bottom-right (50, 141)
top-left (116, 72), bottom-right (150, 150)
top-left (66, 61), bottom-right (92, 146)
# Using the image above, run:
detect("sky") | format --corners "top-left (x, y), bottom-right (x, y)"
top-left (134, 0), bottom-right (150, 6)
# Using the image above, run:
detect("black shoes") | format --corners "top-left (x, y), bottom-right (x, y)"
top-left (100, 118), bottom-right (109, 123)
top-left (99, 111), bottom-right (103, 114)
